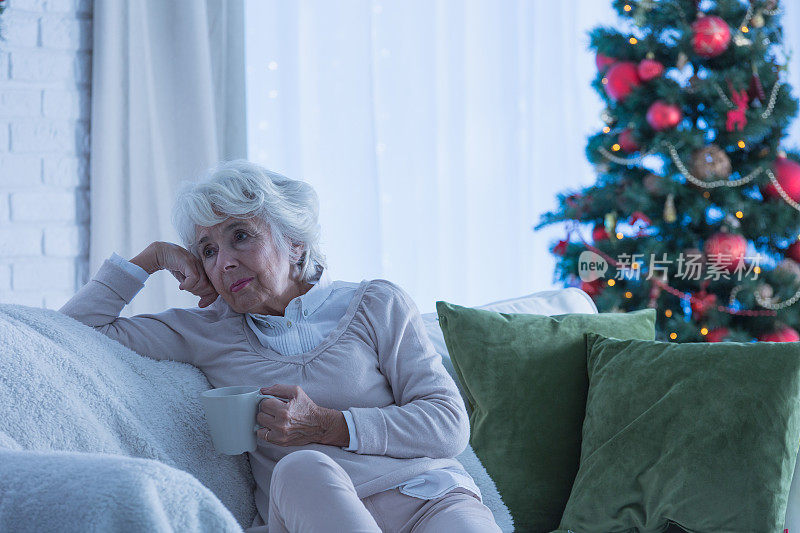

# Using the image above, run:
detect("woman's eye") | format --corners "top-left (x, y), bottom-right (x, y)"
top-left (235, 231), bottom-right (248, 242)
top-left (203, 248), bottom-right (215, 258)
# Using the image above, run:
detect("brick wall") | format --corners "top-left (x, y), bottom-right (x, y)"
top-left (0, 0), bottom-right (92, 309)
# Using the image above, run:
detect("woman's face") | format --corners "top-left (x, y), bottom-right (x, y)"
top-left (195, 216), bottom-right (302, 316)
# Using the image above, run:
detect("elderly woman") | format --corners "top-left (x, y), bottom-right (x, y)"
top-left (60, 160), bottom-right (502, 533)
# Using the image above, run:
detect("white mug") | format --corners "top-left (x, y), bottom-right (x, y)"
top-left (199, 385), bottom-right (287, 455)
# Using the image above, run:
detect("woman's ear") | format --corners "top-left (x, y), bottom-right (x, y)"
top-left (288, 241), bottom-right (304, 264)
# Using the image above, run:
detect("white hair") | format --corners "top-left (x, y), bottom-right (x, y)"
top-left (171, 159), bottom-right (327, 284)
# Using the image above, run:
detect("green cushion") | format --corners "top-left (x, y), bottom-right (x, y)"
top-left (555, 332), bottom-right (800, 532)
top-left (435, 302), bottom-right (656, 532)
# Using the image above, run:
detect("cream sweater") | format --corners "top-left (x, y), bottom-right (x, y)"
top-left (60, 258), bottom-right (476, 524)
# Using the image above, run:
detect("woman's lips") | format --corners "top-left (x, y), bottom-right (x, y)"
top-left (230, 278), bottom-right (254, 292)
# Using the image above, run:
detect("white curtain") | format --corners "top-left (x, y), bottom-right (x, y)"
top-left (244, 0), bottom-right (618, 314)
top-left (91, 0), bottom-right (246, 317)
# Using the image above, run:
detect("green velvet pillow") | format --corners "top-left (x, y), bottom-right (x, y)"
top-left (435, 302), bottom-right (656, 532)
top-left (555, 332), bottom-right (800, 533)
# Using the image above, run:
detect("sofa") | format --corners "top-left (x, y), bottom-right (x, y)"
top-left (0, 286), bottom-right (593, 532)
top-left (2, 285), bottom-right (799, 532)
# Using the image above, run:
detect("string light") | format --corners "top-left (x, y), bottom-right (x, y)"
top-left (735, 210), bottom-right (744, 218)
top-left (741, 26), bottom-right (749, 33)
top-left (608, 279), bottom-right (616, 286)
top-left (629, 37), bottom-right (638, 45)
top-left (623, 4), bottom-right (632, 11)
top-left (603, 126), bottom-right (611, 133)
top-left (602, 77), bottom-right (608, 85)
top-left (665, 309), bottom-right (673, 317)
top-left (738, 140), bottom-right (746, 148)
top-left (632, 262), bottom-right (640, 269)
top-left (754, 266), bottom-right (762, 274)
top-left (625, 291), bottom-right (633, 298)
top-left (612, 143), bottom-right (621, 151)
top-left (670, 332), bottom-right (678, 340)
top-left (703, 191), bottom-right (711, 198)
top-left (701, 327), bottom-right (709, 335)
top-left (616, 232), bottom-right (624, 239)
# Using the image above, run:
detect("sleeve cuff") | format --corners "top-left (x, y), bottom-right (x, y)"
top-left (342, 410), bottom-right (359, 451)
top-left (346, 406), bottom-right (388, 455)
top-left (95, 257), bottom-right (148, 304)
top-left (109, 252), bottom-right (150, 284)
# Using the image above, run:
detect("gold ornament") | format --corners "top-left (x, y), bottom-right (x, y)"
top-left (758, 146), bottom-right (770, 157)
top-left (676, 52), bottom-right (689, 69)
top-left (687, 74), bottom-right (702, 93)
top-left (646, 51), bottom-right (655, 60)
top-left (604, 211), bottom-right (618, 237)
top-left (752, 13), bottom-right (765, 28)
top-left (664, 193), bottom-right (677, 223)
top-left (601, 109), bottom-right (615, 125)
top-left (690, 144), bottom-right (732, 181)
top-left (643, 173), bottom-right (667, 195)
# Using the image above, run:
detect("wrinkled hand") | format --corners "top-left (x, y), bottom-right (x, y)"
top-left (155, 242), bottom-right (219, 308)
top-left (256, 385), bottom-right (330, 447)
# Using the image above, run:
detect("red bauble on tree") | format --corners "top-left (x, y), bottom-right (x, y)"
top-left (703, 232), bottom-right (747, 272)
top-left (646, 101), bottom-right (682, 130)
top-left (604, 62), bottom-right (641, 101)
top-left (787, 241), bottom-right (800, 263)
top-left (618, 128), bottom-right (640, 152)
top-left (637, 59), bottom-right (664, 81)
top-left (705, 327), bottom-right (730, 343)
top-left (762, 156), bottom-right (800, 203)
top-left (592, 224), bottom-right (609, 242)
top-left (691, 15), bottom-right (731, 58)
top-left (690, 290), bottom-right (717, 319)
top-left (580, 279), bottom-right (605, 298)
top-left (595, 53), bottom-right (616, 73)
top-left (758, 326), bottom-right (800, 343)
top-left (552, 240), bottom-right (569, 256)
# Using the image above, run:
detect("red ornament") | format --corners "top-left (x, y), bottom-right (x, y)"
top-left (748, 72), bottom-right (766, 102)
top-left (646, 100), bottom-right (682, 131)
top-left (725, 80), bottom-right (749, 132)
top-left (552, 240), bottom-right (569, 256)
top-left (758, 326), bottom-right (800, 343)
top-left (705, 327), bottom-right (730, 343)
top-left (592, 224), bottom-right (609, 242)
top-left (618, 128), bottom-right (640, 152)
top-left (595, 53), bottom-right (616, 73)
top-left (604, 62), bottom-right (641, 102)
top-left (762, 157), bottom-right (800, 203)
top-left (691, 15), bottom-right (731, 58)
top-left (690, 290), bottom-right (718, 319)
top-left (637, 59), bottom-right (664, 81)
top-left (629, 211), bottom-right (652, 226)
top-left (580, 279), bottom-right (604, 298)
top-left (787, 241), bottom-right (800, 263)
top-left (703, 232), bottom-right (747, 272)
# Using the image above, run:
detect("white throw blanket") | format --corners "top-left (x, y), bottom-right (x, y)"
top-left (0, 304), bottom-right (255, 532)
top-left (0, 304), bottom-right (514, 532)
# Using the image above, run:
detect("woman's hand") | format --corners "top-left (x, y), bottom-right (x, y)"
top-left (256, 384), bottom-right (350, 448)
top-left (130, 242), bottom-right (219, 308)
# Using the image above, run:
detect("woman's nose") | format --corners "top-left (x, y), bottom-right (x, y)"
top-left (216, 247), bottom-right (239, 270)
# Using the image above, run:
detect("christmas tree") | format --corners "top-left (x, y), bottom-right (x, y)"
top-left (535, 0), bottom-right (800, 343)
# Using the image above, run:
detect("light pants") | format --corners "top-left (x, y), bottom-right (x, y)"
top-left (252, 449), bottom-right (503, 533)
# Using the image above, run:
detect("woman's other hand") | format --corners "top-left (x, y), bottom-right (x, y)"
top-left (130, 241), bottom-right (219, 308)
top-left (256, 385), bottom-right (350, 448)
